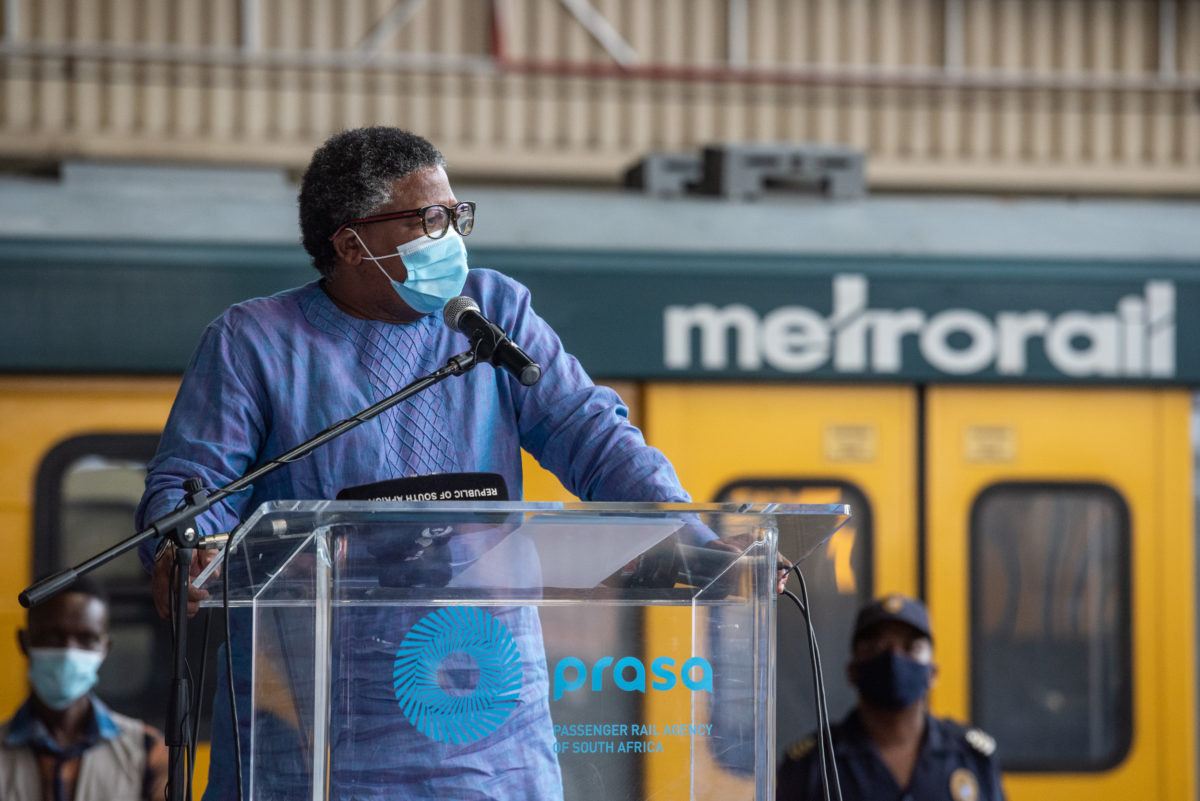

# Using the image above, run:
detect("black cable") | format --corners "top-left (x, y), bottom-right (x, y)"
top-left (785, 583), bottom-right (828, 766)
top-left (223, 538), bottom-right (244, 801)
top-left (166, 557), bottom-right (192, 801)
top-left (794, 567), bottom-right (842, 801)
top-left (782, 563), bottom-right (843, 801)
top-left (189, 608), bottom-right (212, 798)
top-left (782, 587), bottom-right (832, 801)
top-left (164, 502), bottom-right (194, 801)
top-left (183, 659), bottom-right (196, 801)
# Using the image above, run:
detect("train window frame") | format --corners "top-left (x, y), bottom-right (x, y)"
top-left (969, 480), bottom-right (1133, 773)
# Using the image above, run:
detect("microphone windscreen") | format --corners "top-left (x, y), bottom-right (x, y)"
top-left (442, 295), bottom-right (480, 333)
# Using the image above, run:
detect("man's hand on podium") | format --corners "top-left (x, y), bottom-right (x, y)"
top-left (152, 545), bottom-right (222, 621)
top-left (703, 539), bottom-right (793, 595)
top-left (775, 553), bottom-right (794, 594)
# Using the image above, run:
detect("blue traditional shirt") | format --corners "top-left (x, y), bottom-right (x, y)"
top-left (136, 269), bottom-right (690, 801)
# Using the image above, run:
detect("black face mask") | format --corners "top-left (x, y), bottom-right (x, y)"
top-left (853, 650), bottom-right (932, 709)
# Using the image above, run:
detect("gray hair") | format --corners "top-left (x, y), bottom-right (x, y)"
top-left (299, 127), bottom-right (446, 277)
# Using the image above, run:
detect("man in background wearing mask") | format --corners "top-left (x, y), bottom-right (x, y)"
top-left (0, 577), bottom-right (168, 800)
top-left (777, 594), bottom-right (1006, 801)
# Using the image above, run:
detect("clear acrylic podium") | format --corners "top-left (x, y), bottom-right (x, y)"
top-left (200, 500), bottom-right (849, 801)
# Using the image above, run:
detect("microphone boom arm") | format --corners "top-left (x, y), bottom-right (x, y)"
top-left (19, 345), bottom-right (479, 605)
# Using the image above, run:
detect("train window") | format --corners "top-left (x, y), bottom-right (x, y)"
top-left (970, 482), bottom-right (1132, 772)
top-left (714, 480), bottom-right (872, 765)
top-left (33, 433), bottom-right (223, 736)
top-left (34, 434), bottom-right (161, 579)
top-left (58, 454), bottom-right (157, 583)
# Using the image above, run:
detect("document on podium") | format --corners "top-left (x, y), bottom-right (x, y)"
top-left (451, 515), bottom-right (683, 589)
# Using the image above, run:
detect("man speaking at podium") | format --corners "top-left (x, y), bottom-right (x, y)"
top-left (135, 127), bottom-right (691, 800)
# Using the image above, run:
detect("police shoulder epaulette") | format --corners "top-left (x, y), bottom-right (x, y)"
top-left (786, 736), bottom-right (817, 761)
top-left (964, 728), bottom-right (996, 757)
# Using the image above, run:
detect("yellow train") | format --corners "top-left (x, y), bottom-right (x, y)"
top-left (1, 189), bottom-right (1197, 799)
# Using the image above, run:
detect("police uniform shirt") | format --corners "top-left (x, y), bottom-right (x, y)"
top-left (777, 710), bottom-right (1005, 801)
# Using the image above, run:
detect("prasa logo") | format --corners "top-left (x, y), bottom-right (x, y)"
top-left (664, 274), bottom-right (1175, 378)
top-left (552, 656), bottom-right (714, 701)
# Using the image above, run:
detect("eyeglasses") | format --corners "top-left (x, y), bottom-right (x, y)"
top-left (330, 201), bottom-right (476, 241)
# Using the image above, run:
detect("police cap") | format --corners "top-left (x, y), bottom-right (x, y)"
top-left (852, 594), bottom-right (933, 644)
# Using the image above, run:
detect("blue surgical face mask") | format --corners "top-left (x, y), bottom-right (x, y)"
top-left (28, 647), bottom-right (105, 710)
top-left (351, 229), bottom-right (469, 315)
top-left (852, 650), bottom-right (932, 709)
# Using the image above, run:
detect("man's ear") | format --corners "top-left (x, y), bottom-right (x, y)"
top-left (928, 661), bottom-right (939, 689)
top-left (17, 627), bottom-right (28, 658)
top-left (846, 660), bottom-right (857, 688)
top-left (331, 228), bottom-right (365, 266)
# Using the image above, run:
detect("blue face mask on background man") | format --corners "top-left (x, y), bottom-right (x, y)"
top-left (28, 647), bottom-right (105, 710)
top-left (351, 229), bottom-right (469, 314)
top-left (853, 650), bottom-right (932, 709)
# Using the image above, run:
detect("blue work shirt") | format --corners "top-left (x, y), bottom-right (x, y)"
top-left (777, 710), bottom-right (1006, 801)
top-left (136, 269), bottom-right (690, 801)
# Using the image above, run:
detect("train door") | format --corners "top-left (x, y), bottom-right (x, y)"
top-left (642, 382), bottom-right (919, 773)
top-left (924, 386), bottom-right (1196, 801)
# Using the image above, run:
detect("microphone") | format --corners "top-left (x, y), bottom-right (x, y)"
top-left (443, 296), bottom-right (542, 386)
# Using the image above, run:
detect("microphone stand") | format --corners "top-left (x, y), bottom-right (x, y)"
top-left (19, 347), bottom-right (481, 801)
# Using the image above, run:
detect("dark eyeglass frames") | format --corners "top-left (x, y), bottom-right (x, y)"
top-left (330, 201), bottom-right (476, 241)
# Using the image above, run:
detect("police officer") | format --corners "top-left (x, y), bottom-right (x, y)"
top-left (777, 594), bottom-right (1005, 801)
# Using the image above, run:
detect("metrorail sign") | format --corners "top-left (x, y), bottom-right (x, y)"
top-left (496, 251), bottom-right (1199, 385)
top-left (663, 274), bottom-right (1176, 380)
